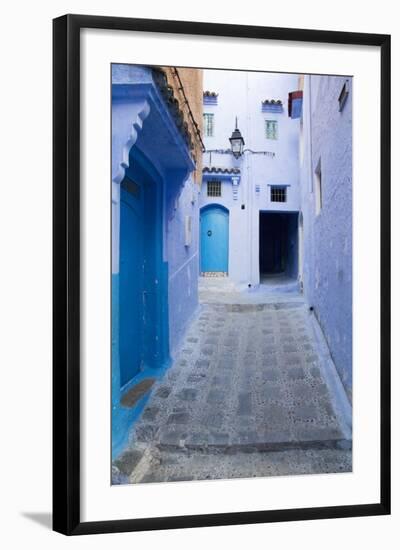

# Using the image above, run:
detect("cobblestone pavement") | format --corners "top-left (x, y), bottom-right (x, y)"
top-left (113, 278), bottom-right (352, 484)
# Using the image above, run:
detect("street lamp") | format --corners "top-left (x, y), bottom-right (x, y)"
top-left (229, 117), bottom-right (245, 159)
top-left (204, 116), bottom-right (274, 164)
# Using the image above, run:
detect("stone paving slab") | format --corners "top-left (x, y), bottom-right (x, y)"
top-left (113, 279), bottom-right (352, 483)
top-left (130, 300), bottom-right (350, 453)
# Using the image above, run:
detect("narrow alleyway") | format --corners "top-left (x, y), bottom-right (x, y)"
top-left (113, 278), bottom-right (352, 484)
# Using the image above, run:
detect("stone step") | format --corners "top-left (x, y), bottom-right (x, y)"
top-left (205, 301), bottom-right (305, 312)
top-left (139, 447), bottom-right (352, 483)
top-left (155, 433), bottom-right (352, 454)
top-left (112, 440), bottom-right (352, 484)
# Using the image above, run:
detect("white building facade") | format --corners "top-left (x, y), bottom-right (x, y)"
top-left (199, 70), bottom-right (301, 289)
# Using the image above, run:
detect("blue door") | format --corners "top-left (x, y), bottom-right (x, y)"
top-left (200, 205), bottom-right (229, 273)
top-left (119, 178), bottom-right (144, 387)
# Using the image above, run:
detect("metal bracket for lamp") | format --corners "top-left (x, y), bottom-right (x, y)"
top-left (205, 118), bottom-right (275, 163)
top-left (205, 149), bottom-right (275, 156)
top-left (205, 148), bottom-right (275, 165)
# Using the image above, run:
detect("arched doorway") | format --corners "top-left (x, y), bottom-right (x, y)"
top-left (200, 205), bottom-right (229, 275)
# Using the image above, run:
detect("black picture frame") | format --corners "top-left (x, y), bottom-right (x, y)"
top-left (53, 14), bottom-right (391, 535)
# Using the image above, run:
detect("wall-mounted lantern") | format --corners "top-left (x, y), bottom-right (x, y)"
top-left (229, 118), bottom-right (245, 159)
top-left (205, 117), bottom-right (273, 163)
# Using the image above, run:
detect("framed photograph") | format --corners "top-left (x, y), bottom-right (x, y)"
top-left (53, 14), bottom-right (390, 535)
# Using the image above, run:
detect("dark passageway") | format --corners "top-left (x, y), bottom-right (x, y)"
top-left (259, 212), bottom-right (299, 280)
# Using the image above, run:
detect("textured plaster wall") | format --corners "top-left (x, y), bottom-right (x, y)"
top-left (155, 66), bottom-right (204, 354)
top-left (299, 75), bottom-right (353, 398)
top-left (160, 67), bottom-right (203, 355)
top-left (111, 66), bottom-right (203, 454)
top-left (111, 65), bottom-right (203, 360)
top-left (166, 173), bottom-right (200, 357)
top-left (201, 69), bottom-right (300, 287)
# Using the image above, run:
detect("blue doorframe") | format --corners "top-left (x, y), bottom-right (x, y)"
top-left (111, 65), bottom-right (198, 460)
top-left (120, 147), bottom-right (170, 388)
top-left (112, 146), bottom-right (170, 458)
top-left (200, 204), bottom-right (229, 274)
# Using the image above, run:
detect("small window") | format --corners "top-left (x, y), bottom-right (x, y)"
top-left (184, 215), bottom-right (192, 247)
top-left (207, 180), bottom-right (221, 197)
top-left (271, 186), bottom-right (286, 202)
top-left (315, 162), bottom-right (322, 215)
top-left (338, 80), bottom-right (349, 112)
top-left (265, 120), bottom-right (278, 140)
top-left (203, 113), bottom-right (214, 137)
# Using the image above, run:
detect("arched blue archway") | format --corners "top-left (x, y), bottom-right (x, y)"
top-left (200, 204), bottom-right (229, 274)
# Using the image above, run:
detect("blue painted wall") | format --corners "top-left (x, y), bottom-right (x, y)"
top-left (112, 144), bottom-right (171, 457)
top-left (166, 173), bottom-right (200, 357)
top-left (111, 65), bottom-right (199, 457)
top-left (299, 75), bottom-right (353, 399)
top-left (112, 274), bottom-right (168, 457)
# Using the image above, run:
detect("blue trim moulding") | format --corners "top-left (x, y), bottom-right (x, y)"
top-left (202, 167), bottom-right (241, 181)
top-left (267, 183), bottom-right (291, 187)
top-left (262, 101), bottom-right (284, 113)
top-left (203, 91), bottom-right (218, 105)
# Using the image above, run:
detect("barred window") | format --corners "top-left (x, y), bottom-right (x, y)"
top-left (265, 119), bottom-right (278, 140)
top-left (203, 113), bottom-right (214, 137)
top-left (271, 186), bottom-right (286, 202)
top-left (207, 180), bottom-right (222, 197)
